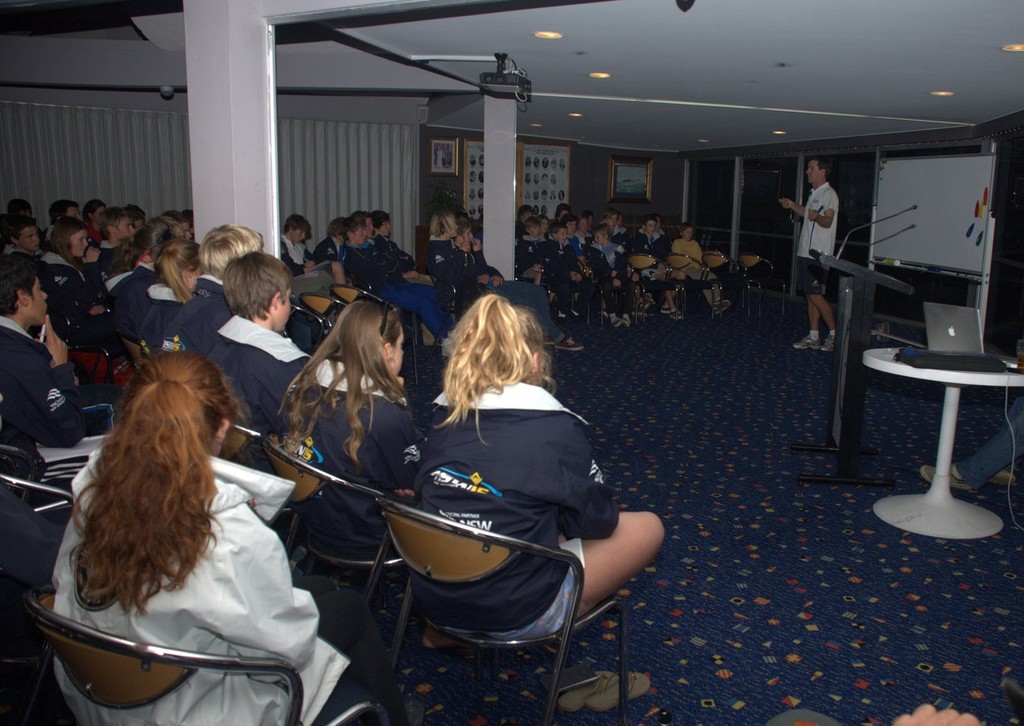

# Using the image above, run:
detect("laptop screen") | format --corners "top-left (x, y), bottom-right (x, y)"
top-left (922, 302), bottom-right (984, 353)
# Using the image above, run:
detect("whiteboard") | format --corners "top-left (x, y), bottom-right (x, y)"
top-left (871, 154), bottom-right (995, 276)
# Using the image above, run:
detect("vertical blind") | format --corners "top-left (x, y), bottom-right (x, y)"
top-left (0, 102), bottom-right (418, 253)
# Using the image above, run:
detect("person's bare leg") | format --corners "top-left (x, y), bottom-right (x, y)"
top-left (578, 512), bottom-right (664, 615)
top-left (807, 292), bottom-right (835, 333)
top-left (806, 296), bottom-right (821, 333)
top-left (329, 261), bottom-right (347, 285)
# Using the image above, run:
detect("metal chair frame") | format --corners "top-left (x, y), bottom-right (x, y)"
top-left (22, 587), bottom-right (304, 725)
top-left (738, 253), bottom-right (788, 318)
top-left (380, 499), bottom-right (629, 726)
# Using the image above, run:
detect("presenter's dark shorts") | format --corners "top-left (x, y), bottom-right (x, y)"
top-left (796, 257), bottom-right (826, 295)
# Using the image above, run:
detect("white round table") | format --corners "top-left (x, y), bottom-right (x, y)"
top-left (863, 347), bottom-right (1023, 539)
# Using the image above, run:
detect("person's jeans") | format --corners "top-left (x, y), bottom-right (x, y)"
top-left (496, 281), bottom-right (564, 342)
top-left (957, 395), bottom-right (1024, 489)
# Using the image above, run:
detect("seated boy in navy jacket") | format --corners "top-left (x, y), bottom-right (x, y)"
top-left (207, 252), bottom-right (308, 470)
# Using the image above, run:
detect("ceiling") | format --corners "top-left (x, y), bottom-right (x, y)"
top-left (3, 0), bottom-right (1024, 153)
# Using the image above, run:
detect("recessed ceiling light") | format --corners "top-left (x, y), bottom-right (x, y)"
top-left (589, 72), bottom-right (611, 79)
top-left (1002, 44), bottom-right (1024, 51)
top-left (930, 90), bottom-right (955, 96)
top-left (533, 31), bottom-right (562, 39)
top-left (771, 130), bottom-right (787, 135)
top-left (530, 123), bottom-right (543, 127)
top-left (697, 138), bottom-right (710, 143)
top-left (568, 112), bottom-right (583, 118)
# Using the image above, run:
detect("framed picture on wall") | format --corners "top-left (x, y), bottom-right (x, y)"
top-left (608, 155), bottom-right (652, 204)
top-left (429, 137), bottom-right (458, 176)
top-left (464, 139), bottom-right (485, 219)
top-left (516, 141), bottom-right (570, 217)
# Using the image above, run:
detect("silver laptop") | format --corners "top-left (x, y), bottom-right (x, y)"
top-left (923, 302), bottom-right (984, 353)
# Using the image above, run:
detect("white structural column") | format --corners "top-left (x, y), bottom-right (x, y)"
top-left (182, 0), bottom-right (279, 249)
top-left (482, 94), bottom-right (518, 279)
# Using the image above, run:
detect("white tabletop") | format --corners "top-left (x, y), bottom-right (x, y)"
top-left (863, 347), bottom-right (1024, 388)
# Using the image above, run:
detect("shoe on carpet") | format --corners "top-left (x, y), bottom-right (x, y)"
top-left (610, 314), bottom-right (623, 328)
top-left (584, 671), bottom-right (651, 712)
top-left (820, 335), bottom-right (835, 352)
top-left (989, 466), bottom-right (1016, 485)
top-left (554, 337), bottom-right (584, 351)
top-left (792, 334), bottom-right (821, 350)
top-left (712, 299), bottom-right (732, 313)
top-left (669, 310), bottom-right (683, 320)
top-left (919, 463), bottom-right (974, 491)
top-left (659, 306), bottom-right (672, 314)
top-left (619, 314), bottom-right (631, 327)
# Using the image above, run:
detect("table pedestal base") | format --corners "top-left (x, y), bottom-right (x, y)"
top-left (873, 493), bottom-right (1003, 539)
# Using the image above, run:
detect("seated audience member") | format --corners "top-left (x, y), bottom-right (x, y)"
top-left (106, 220), bottom-right (166, 341)
top-left (371, 209), bottom-right (430, 284)
top-left (428, 215), bottom-right (582, 350)
top-left (514, 215), bottom-right (546, 284)
top-left (920, 395), bottom-right (1024, 491)
top-left (602, 207), bottom-right (629, 247)
top-left (586, 222), bottom-right (632, 327)
top-left (82, 198), bottom-right (106, 247)
top-left (137, 238), bottom-right (199, 355)
top-left (161, 209), bottom-right (194, 241)
top-left (96, 206), bottom-right (133, 281)
top-left (626, 213), bottom-right (682, 318)
top-left (341, 213), bottom-right (452, 346)
top-left (170, 224), bottom-right (263, 355)
top-left (283, 300), bottom-right (422, 559)
top-left (6, 198), bottom-right (32, 217)
top-left (312, 216), bottom-right (346, 266)
top-left (280, 213), bottom-right (345, 293)
top-left (554, 202), bottom-right (572, 221)
top-left (672, 222), bottom-right (731, 313)
top-left (208, 253), bottom-right (309, 467)
top-left (1, 484), bottom-right (62, 658)
top-left (2, 214), bottom-right (42, 263)
top-left (0, 256), bottom-right (118, 470)
top-left (125, 203), bottom-right (146, 233)
top-left (514, 203), bottom-right (535, 240)
top-left (540, 221), bottom-right (594, 320)
top-left (413, 295), bottom-right (663, 646)
top-left (50, 352), bottom-right (410, 726)
top-left (39, 216), bottom-right (122, 351)
top-left (44, 198), bottom-right (81, 245)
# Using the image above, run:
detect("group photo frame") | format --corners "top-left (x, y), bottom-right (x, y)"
top-left (516, 141), bottom-right (571, 216)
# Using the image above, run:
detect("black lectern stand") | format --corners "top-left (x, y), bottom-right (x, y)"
top-left (791, 251), bottom-right (914, 485)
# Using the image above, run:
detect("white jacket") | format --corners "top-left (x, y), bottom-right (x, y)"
top-left (52, 455), bottom-right (348, 725)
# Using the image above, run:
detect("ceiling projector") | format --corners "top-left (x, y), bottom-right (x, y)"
top-left (479, 53), bottom-right (531, 101)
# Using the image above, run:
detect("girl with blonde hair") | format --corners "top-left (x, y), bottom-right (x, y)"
top-left (413, 294), bottom-right (663, 644)
top-left (137, 237), bottom-right (199, 354)
top-left (52, 352), bottom-right (409, 725)
top-left (283, 299), bottom-right (422, 559)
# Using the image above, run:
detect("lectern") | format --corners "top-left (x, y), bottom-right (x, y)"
top-left (791, 251), bottom-right (914, 485)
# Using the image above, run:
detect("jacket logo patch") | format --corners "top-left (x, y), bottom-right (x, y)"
top-left (292, 437), bottom-right (324, 465)
top-left (429, 466), bottom-right (502, 497)
top-left (46, 387), bottom-right (66, 412)
top-left (438, 508), bottom-right (492, 531)
top-left (53, 274), bottom-right (69, 287)
top-left (403, 444), bottom-right (420, 465)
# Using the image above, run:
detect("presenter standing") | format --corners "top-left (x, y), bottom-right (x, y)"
top-left (780, 157), bottom-right (839, 351)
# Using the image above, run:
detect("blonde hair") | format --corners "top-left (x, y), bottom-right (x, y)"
top-left (154, 238), bottom-right (200, 303)
top-left (429, 211), bottom-right (456, 239)
top-left (440, 295), bottom-right (551, 428)
top-left (199, 225), bottom-right (263, 278)
top-left (284, 301), bottom-right (406, 469)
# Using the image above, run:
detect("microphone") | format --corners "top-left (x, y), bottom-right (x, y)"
top-left (835, 204), bottom-right (917, 260)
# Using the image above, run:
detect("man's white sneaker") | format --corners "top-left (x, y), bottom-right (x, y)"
top-left (820, 335), bottom-right (836, 352)
top-left (792, 335), bottom-right (821, 350)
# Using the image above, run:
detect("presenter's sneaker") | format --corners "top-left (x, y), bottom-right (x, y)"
top-left (820, 335), bottom-right (836, 352)
top-left (792, 334), bottom-right (821, 350)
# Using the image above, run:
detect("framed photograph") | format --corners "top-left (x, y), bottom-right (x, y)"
top-left (429, 137), bottom-right (458, 176)
top-left (516, 141), bottom-right (571, 217)
top-left (464, 139), bottom-right (485, 219)
top-left (608, 155), bottom-right (653, 204)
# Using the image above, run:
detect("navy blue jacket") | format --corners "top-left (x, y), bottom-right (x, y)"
top-left (37, 253), bottom-right (107, 324)
top-left (427, 240), bottom-right (499, 308)
top-left (291, 385), bottom-right (422, 559)
top-left (207, 317), bottom-right (308, 470)
top-left (373, 234), bottom-right (416, 275)
top-left (514, 237), bottom-right (544, 279)
top-left (413, 384), bottom-right (618, 632)
top-left (107, 265), bottom-right (155, 340)
top-left (312, 237), bottom-right (343, 265)
top-left (539, 240), bottom-right (582, 285)
top-left (343, 242), bottom-right (405, 293)
top-left (169, 277), bottom-right (232, 356)
top-left (0, 322), bottom-right (84, 464)
top-left (137, 285), bottom-right (184, 356)
top-left (585, 242), bottom-right (629, 282)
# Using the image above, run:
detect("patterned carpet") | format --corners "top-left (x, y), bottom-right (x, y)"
top-left (4, 293), bottom-right (1022, 725)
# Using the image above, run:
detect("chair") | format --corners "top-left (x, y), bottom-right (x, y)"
top-left (626, 253), bottom-right (661, 322)
top-left (0, 444), bottom-right (39, 480)
top-left (21, 587), bottom-right (305, 726)
top-left (298, 292), bottom-right (342, 343)
top-left (118, 334), bottom-right (146, 368)
top-left (700, 249), bottom-right (748, 313)
top-left (218, 423), bottom-right (261, 465)
top-left (260, 438), bottom-right (402, 597)
top-left (53, 313), bottom-right (118, 384)
top-left (738, 253), bottom-right (787, 318)
top-left (665, 252), bottom-right (721, 319)
top-left (381, 499), bottom-right (630, 726)
top-left (3, 473), bottom-right (73, 514)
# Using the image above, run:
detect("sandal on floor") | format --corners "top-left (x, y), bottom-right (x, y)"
top-left (556, 679), bottom-right (600, 712)
top-left (583, 670), bottom-right (651, 712)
